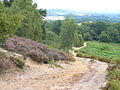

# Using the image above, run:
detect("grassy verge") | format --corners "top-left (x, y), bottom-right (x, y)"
top-left (76, 41), bottom-right (120, 90)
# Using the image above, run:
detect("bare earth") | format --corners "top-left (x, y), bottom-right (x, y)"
top-left (0, 43), bottom-right (108, 90)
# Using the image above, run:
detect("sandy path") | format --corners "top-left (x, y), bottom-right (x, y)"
top-left (71, 57), bottom-right (108, 90)
top-left (0, 53), bottom-right (89, 90)
top-left (0, 60), bottom-right (89, 90)
top-left (70, 43), bottom-right (108, 90)
top-left (0, 43), bottom-right (108, 90)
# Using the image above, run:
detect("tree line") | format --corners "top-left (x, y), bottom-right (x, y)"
top-left (78, 21), bottom-right (120, 43)
top-left (1, 0), bottom-right (119, 52)
top-left (45, 18), bottom-right (84, 52)
top-left (0, 0), bottom-right (84, 52)
top-left (0, 0), bottom-right (47, 42)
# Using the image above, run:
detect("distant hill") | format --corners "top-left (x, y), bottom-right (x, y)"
top-left (47, 9), bottom-right (80, 16)
top-left (46, 9), bottom-right (120, 23)
top-left (47, 9), bottom-right (120, 16)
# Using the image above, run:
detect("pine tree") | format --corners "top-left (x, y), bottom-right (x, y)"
top-left (0, 2), bottom-right (23, 42)
top-left (12, 0), bottom-right (44, 42)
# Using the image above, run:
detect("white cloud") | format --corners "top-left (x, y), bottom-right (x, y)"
top-left (33, 0), bottom-right (120, 11)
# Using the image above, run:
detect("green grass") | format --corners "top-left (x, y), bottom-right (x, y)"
top-left (76, 41), bottom-right (120, 90)
top-left (77, 41), bottom-right (120, 64)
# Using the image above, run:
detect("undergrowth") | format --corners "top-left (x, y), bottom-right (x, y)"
top-left (10, 57), bottom-right (25, 69)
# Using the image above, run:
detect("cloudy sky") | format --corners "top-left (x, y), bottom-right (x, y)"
top-left (33, 0), bottom-right (120, 12)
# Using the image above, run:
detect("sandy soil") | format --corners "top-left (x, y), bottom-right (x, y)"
top-left (0, 58), bottom-right (88, 90)
top-left (0, 43), bottom-right (108, 90)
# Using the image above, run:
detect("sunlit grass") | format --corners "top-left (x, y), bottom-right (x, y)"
top-left (77, 41), bottom-right (120, 64)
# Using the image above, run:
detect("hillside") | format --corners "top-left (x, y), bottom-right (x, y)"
top-left (47, 9), bottom-right (80, 16)
top-left (1, 37), bottom-right (74, 63)
top-left (0, 0), bottom-right (119, 89)
top-left (0, 41), bottom-right (108, 90)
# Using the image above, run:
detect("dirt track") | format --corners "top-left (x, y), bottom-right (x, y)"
top-left (0, 43), bottom-right (108, 90)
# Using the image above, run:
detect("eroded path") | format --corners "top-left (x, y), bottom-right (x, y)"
top-left (0, 43), bottom-right (108, 90)
top-left (0, 58), bottom-right (88, 90)
top-left (71, 57), bottom-right (108, 90)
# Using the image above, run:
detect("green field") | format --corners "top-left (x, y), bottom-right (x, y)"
top-left (77, 41), bottom-right (120, 90)
top-left (77, 41), bottom-right (120, 64)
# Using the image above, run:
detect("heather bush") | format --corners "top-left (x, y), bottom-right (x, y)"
top-left (2, 37), bottom-right (74, 63)
top-left (28, 50), bottom-right (48, 63)
top-left (0, 51), bottom-right (14, 71)
top-left (0, 53), bottom-right (25, 73)
top-left (0, 59), bottom-right (14, 71)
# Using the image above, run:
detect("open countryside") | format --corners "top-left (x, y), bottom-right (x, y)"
top-left (0, 0), bottom-right (120, 90)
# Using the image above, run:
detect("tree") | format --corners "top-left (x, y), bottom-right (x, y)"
top-left (37, 9), bottom-right (47, 17)
top-left (74, 32), bottom-right (80, 47)
top-left (3, 0), bottom-right (12, 7)
top-left (44, 31), bottom-right (60, 48)
top-left (0, 2), bottom-right (23, 42)
top-left (60, 17), bottom-right (78, 51)
top-left (83, 32), bottom-right (92, 41)
top-left (49, 20), bottom-right (62, 35)
top-left (78, 34), bottom-right (84, 46)
top-left (80, 21), bottom-right (110, 40)
top-left (99, 31), bottom-right (110, 42)
top-left (74, 33), bottom-right (84, 47)
top-left (12, 0), bottom-right (44, 42)
top-left (106, 27), bottom-right (119, 42)
top-left (90, 21), bottom-right (110, 35)
top-left (114, 22), bottom-right (120, 32)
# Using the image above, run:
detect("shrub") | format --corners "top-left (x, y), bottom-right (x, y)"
top-left (0, 52), bottom-right (6, 58)
top-left (2, 37), bottom-right (74, 63)
top-left (10, 57), bottom-right (25, 69)
top-left (0, 59), bottom-right (14, 71)
top-left (28, 50), bottom-right (49, 63)
top-left (108, 80), bottom-right (120, 90)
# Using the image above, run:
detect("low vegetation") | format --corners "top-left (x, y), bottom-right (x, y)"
top-left (0, 52), bottom-right (13, 72)
top-left (10, 57), bottom-right (25, 69)
top-left (0, 0), bottom-right (120, 89)
top-left (2, 37), bottom-right (75, 63)
top-left (0, 51), bottom-right (25, 73)
top-left (76, 41), bottom-right (120, 64)
top-left (76, 41), bottom-right (120, 90)
top-left (0, 52), bottom-right (6, 58)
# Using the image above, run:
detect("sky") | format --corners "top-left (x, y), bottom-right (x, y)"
top-left (33, 0), bottom-right (120, 12)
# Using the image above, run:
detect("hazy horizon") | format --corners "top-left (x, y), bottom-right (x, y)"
top-left (33, 0), bottom-right (120, 13)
